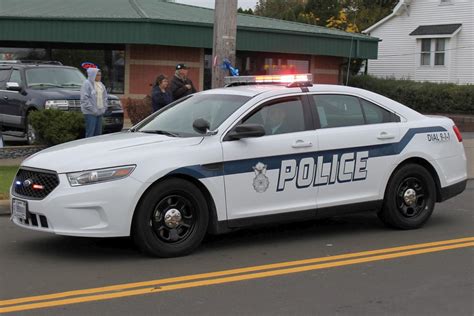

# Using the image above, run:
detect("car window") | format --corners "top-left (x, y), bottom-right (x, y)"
top-left (360, 98), bottom-right (400, 124)
top-left (244, 97), bottom-right (306, 136)
top-left (138, 94), bottom-right (250, 137)
top-left (0, 68), bottom-right (11, 82)
top-left (25, 67), bottom-right (85, 88)
top-left (9, 69), bottom-right (22, 85)
top-left (312, 94), bottom-right (364, 128)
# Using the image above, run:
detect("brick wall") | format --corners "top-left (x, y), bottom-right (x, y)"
top-left (311, 56), bottom-right (342, 84)
top-left (126, 44), bottom-right (203, 99)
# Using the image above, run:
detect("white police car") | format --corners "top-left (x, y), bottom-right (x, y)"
top-left (10, 74), bottom-right (467, 257)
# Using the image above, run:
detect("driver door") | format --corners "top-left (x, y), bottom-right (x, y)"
top-left (221, 95), bottom-right (318, 224)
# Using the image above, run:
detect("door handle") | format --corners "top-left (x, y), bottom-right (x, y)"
top-left (3, 96), bottom-right (8, 100)
top-left (377, 131), bottom-right (395, 140)
top-left (292, 140), bottom-right (313, 148)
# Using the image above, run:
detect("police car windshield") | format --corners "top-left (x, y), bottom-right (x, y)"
top-left (26, 67), bottom-right (85, 89)
top-left (138, 94), bottom-right (250, 137)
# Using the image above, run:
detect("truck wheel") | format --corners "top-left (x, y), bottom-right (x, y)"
top-left (132, 178), bottom-right (209, 257)
top-left (378, 164), bottom-right (436, 229)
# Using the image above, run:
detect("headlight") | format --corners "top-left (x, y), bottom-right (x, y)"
top-left (45, 100), bottom-right (69, 110)
top-left (67, 165), bottom-right (135, 186)
top-left (107, 99), bottom-right (122, 110)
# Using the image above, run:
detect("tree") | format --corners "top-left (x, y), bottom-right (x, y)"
top-left (237, 7), bottom-right (254, 14)
top-left (254, 0), bottom-right (398, 31)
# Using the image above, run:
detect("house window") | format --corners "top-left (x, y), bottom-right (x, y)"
top-left (435, 39), bottom-right (446, 65)
top-left (421, 39), bottom-right (431, 66)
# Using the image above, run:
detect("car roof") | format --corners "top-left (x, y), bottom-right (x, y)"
top-left (203, 83), bottom-right (422, 120)
top-left (0, 62), bottom-right (76, 70)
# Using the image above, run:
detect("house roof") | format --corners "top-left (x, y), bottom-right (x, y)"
top-left (409, 24), bottom-right (462, 36)
top-left (0, 0), bottom-right (379, 59)
top-left (363, 0), bottom-right (411, 34)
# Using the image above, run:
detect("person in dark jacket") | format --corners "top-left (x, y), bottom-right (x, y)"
top-left (170, 63), bottom-right (196, 100)
top-left (151, 74), bottom-right (173, 112)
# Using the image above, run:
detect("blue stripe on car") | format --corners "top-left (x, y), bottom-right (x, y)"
top-left (169, 126), bottom-right (447, 179)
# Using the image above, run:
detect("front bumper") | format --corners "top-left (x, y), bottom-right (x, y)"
top-left (10, 173), bottom-right (144, 237)
top-left (103, 111), bottom-right (124, 133)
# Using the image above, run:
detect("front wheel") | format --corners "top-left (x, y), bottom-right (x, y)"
top-left (132, 179), bottom-right (209, 257)
top-left (378, 164), bottom-right (436, 229)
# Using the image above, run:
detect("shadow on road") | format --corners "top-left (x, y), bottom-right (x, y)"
top-left (10, 205), bottom-right (463, 262)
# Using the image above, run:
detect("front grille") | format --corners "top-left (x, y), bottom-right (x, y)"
top-left (67, 99), bottom-right (81, 111)
top-left (14, 168), bottom-right (59, 199)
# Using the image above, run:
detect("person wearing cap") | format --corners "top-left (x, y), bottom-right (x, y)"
top-left (80, 68), bottom-right (108, 138)
top-left (170, 63), bottom-right (197, 100)
top-left (151, 74), bottom-right (173, 112)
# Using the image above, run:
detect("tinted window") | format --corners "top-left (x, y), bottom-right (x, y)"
top-left (312, 95), bottom-right (364, 128)
top-left (360, 98), bottom-right (399, 124)
top-left (244, 97), bottom-right (306, 136)
top-left (0, 68), bottom-right (11, 82)
top-left (9, 69), bottom-right (22, 85)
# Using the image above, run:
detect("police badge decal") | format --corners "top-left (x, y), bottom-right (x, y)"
top-left (252, 162), bottom-right (270, 193)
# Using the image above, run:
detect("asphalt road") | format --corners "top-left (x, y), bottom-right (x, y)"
top-left (0, 182), bottom-right (473, 315)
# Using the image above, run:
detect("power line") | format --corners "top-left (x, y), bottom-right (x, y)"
top-left (377, 45), bottom-right (474, 58)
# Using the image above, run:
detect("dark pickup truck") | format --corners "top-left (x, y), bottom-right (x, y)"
top-left (0, 61), bottom-right (124, 144)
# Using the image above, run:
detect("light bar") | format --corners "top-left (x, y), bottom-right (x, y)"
top-left (224, 73), bottom-right (313, 86)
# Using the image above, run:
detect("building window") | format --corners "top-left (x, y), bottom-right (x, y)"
top-left (51, 49), bottom-right (125, 94)
top-left (0, 46), bottom-right (125, 94)
top-left (435, 39), bottom-right (446, 65)
top-left (420, 39), bottom-right (431, 66)
top-left (439, 0), bottom-right (452, 5)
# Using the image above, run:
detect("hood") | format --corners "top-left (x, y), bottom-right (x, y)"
top-left (22, 132), bottom-right (203, 173)
top-left (87, 68), bottom-right (100, 84)
top-left (34, 88), bottom-right (81, 99)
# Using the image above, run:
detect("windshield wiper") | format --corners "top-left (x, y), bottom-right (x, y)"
top-left (60, 83), bottom-right (82, 88)
top-left (140, 130), bottom-right (179, 137)
top-left (28, 83), bottom-right (62, 88)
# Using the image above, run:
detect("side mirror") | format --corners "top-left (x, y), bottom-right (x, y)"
top-left (6, 82), bottom-right (22, 92)
top-left (225, 123), bottom-right (266, 140)
top-left (193, 118), bottom-right (210, 134)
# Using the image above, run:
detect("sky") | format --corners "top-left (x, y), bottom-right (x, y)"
top-left (175, 0), bottom-right (258, 10)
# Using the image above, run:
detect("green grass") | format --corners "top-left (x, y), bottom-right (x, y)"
top-left (0, 166), bottom-right (19, 200)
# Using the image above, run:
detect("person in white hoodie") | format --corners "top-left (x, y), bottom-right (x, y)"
top-left (80, 68), bottom-right (107, 138)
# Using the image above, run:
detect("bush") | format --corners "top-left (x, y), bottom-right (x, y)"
top-left (126, 96), bottom-right (153, 125)
top-left (348, 75), bottom-right (474, 114)
top-left (29, 110), bottom-right (85, 146)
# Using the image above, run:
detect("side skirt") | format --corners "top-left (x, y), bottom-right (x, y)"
top-left (213, 200), bottom-right (383, 233)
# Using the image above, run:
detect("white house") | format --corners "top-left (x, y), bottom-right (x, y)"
top-left (363, 0), bottom-right (474, 84)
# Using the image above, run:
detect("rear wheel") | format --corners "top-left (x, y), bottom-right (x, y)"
top-left (132, 179), bottom-right (209, 257)
top-left (378, 164), bottom-right (436, 229)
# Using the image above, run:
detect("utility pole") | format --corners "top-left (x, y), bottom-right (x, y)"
top-left (212, 0), bottom-right (238, 88)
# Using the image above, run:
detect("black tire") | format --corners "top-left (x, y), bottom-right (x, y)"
top-left (132, 178), bottom-right (209, 257)
top-left (378, 163), bottom-right (436, 229)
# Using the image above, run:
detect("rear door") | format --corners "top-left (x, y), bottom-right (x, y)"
top-left (221, 95), bottom-right (318, 223)
top-left (309, 93), bottom-right (401, 210)
top-left (0, 66), bottom-right (13, 127)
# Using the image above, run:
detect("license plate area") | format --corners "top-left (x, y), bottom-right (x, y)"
top-left (12, 198), bottom-right (27, 220)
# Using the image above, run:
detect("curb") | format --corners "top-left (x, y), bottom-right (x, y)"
top-left (0, 200), bottom-right (10, 216)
